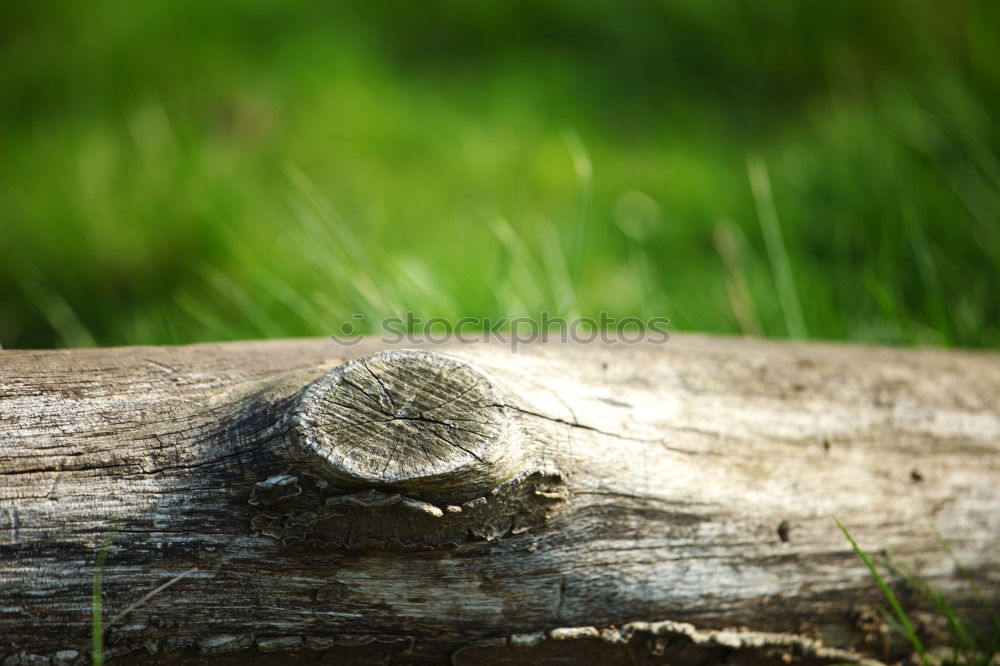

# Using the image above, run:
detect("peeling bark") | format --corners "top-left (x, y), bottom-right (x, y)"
top-left (1, 335), bottom-right (999, 664)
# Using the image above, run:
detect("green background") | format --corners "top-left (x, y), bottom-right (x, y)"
top-left (2, 1), bottom-right (998, 349)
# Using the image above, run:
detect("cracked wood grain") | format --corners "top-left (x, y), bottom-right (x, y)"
top-left (1, 335), bottom-right (999, 665)
top-left (290, 350), bottom-right (527, 499)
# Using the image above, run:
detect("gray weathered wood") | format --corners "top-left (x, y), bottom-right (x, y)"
top-left (292, 349), bottom-right (527, 500)
top-left (1, 335), bottom-right (998, 665)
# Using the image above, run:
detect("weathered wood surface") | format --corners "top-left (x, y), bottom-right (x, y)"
top-left (1, 335), bottom-right (999, 665)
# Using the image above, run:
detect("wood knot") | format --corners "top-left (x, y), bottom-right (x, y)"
top-left (291, 349), bottom-right (525, 500)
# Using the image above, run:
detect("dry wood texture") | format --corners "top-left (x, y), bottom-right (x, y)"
top-left (1, 335), bottom-right (999, 665)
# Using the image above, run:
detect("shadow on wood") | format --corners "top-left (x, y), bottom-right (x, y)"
top-left (1, 335), bottom-right (998, 664)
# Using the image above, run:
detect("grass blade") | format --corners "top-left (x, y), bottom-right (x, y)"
top-left (91, 523), bottom-right (119, 666)
top-left (748, 155), bottom-right (808, 340)
top-left (835, 517), bottom-right (927, 665)
top-left (931, 523), bottom-right (1000, 637)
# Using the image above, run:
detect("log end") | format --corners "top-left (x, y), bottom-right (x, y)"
top-left (290, 349), bottom-right (525, 499)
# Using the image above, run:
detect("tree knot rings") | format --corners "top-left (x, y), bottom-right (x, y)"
top-left (291, 349), bottom-right (526, 500)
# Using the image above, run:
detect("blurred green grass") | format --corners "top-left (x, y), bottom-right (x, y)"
top-left (1, 0), bottom-right (998, 348)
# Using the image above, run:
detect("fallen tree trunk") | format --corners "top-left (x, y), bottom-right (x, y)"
top-left (1, 335), bottom-right (998, 665)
